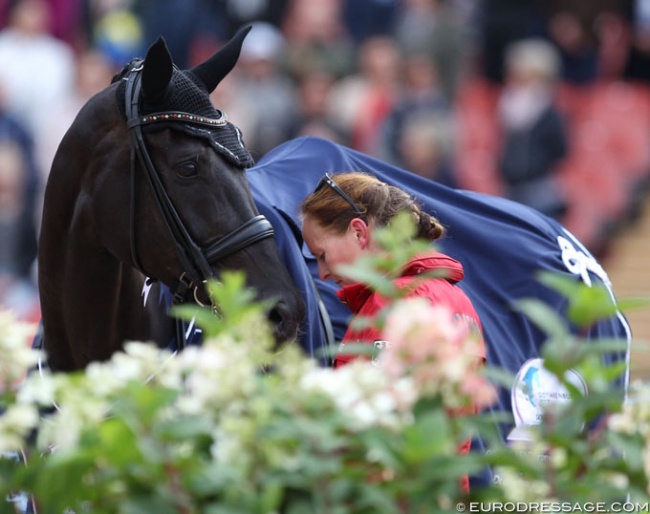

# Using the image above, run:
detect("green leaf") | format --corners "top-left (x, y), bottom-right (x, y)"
top-left (401, 410), bottom-right (452, 463)
top-left (513, 298), bottom-right (569, 339)
top-left (336, 260), bottom-right (398, 297)
top-left (123, 494), bottom-right (180, 514)
top-left (614, 296), bottom-right (650, 314)
top-left (171, 271), bottom-right (274, 340)
top-left (536, 271), bottom-right (633, 328)
top-left (482, 366), bottom-right (516, 390)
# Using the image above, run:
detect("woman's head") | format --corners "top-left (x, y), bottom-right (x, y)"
top-left (300, 172), bottom-right (444, 285)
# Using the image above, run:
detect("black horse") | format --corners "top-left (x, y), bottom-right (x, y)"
top-left (37, 28), bottom-right (305, 372)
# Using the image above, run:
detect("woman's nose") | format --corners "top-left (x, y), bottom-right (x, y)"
top-left (317, 262), bottom-right (330, 281)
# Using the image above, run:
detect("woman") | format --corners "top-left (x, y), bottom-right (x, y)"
top-left (301, 171), bottom-right (485, 364)
top-left (497, 38), bottom-right (569, 220)
top-left (301, 171), bottom-right (486, 491)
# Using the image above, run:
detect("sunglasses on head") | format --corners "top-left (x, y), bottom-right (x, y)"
top-left (315, 173), bottom-right (364, 216)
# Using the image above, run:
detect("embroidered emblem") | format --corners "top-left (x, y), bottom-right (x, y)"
top-left (508, 357), bottom-right (587, 444)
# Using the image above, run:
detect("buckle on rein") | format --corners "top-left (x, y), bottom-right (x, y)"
top-left (173, 272), bottom-right (220, 315)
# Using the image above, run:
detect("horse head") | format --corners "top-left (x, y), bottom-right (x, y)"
top-left (38, 28), bottom-right (305, 370)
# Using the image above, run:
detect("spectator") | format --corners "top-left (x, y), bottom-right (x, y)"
top-left (327, 35), bottom-right (401, 155)
top-left (541, 0), bottom-right (624, 84)
top-left (392, 0), bottom-right (468, 102)
top-left (623, 0), bottom-right (650, 82)
top-left (379, 52), bottom-right (450, 167)
top-left (0, 82), bottom-right (39, 282)
top-left (496, 38), bottom-right (569, 220)
top-left (474, 0), bottom-right (547, 84)
top-left (2, 0), bottom-right (83, 46)
top-left (287, 69), bottom-right (350, 145)
top-left (545, 10), bottom-right (599, 84)
top-left (222, 0), bottom-right (289, 38)
top-left (232, 21), bottom-right (297, 158)
top-left (45, 0), bottom-right (85, 48)
top-left (91, 4), bottom-right (143, 70)
top-left (280, 0), bottom-right (355, 80)
top-left (0, 0), bottom-right (76, 135)
top-left (342, 0), bottom-right (398, 44)
top-left (0, 140), bottom-right (39, 318)
top-left (34, 48), bottom-right (115, 230)
top-left (132, 0), bottom-right (196, 69)
top-left (396, 113), bottom-right (458, 188)
top-left (208, 65), bottom-right (257, 155)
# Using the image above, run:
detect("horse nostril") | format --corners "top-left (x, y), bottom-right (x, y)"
top-left (268, 300), bottom-right (298, 345)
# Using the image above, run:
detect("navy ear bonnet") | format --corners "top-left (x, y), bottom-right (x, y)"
top-left (114, 61), bottom-right (255, 168)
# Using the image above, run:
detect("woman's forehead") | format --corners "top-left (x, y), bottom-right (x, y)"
top-left (302, 216), bottom-right (339, 244)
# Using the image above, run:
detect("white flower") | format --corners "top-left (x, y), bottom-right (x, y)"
top-left (211, 427), bottom-right (244, 467)
top-left (377, 298), bottom-right (495, 410)
top-left (85, 361), bottom-right (133, 398)
top-left (300, 362), bottom-right (416, 430)
top-left (608, 412), bottom-right (636, 434)
top-left (36, 382), bottom-right (109, 451)
top-left (602, 472), bottom-right (629, 490)
top-left (16, 369), bottom-right (56, 407)
top-left (550, 447), bottom-right (567, 467)
top-left (0, 311), bottom-right (39, 389)
top-left (497, 466), bottom-right (551, 501)
top-left (0, 403), bottom-right (39, 452)
top-left (184, 344), bottom-right (257, 405)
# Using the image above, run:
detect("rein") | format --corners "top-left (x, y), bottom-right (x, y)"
top-left (124, 62), bottom-right (275, 348)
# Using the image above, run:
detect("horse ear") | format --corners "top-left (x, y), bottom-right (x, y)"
top-left (141, 37), bottom-right (174, 102)
top-left (191, 25), bottom-right (252, 93)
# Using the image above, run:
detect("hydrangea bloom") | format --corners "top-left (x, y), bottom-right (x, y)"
top-left (379, 298), bottom-right (496, 410)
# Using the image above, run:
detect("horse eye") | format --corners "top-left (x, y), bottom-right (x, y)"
top-left (176, 160), bottom-right (198, 178)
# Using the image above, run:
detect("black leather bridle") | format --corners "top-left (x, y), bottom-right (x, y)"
top-left (124, 61), bottom-right (275, 347)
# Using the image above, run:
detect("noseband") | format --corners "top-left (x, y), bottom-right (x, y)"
top-left (124, 62), bottom-right (274, 335)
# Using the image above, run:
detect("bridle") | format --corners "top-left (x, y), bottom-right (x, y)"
top-left (124, 61), bottom-right (275, 346)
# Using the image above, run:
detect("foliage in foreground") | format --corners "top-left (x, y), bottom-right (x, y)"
top-left (0, 214), bottom-right (647, 513)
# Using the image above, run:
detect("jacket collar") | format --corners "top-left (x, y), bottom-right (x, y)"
top-left (336, 250), bottom-right (465, 313)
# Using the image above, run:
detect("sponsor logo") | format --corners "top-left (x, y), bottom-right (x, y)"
top-left (508, 358), bottom-right (587, 443)
top-left (557, 234), bottom-right (609, 287)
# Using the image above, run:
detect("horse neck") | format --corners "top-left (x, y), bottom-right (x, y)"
top-left (38, 102), bottom-right (173, 370)
top-left (40, 221), bottom-right (169, 370)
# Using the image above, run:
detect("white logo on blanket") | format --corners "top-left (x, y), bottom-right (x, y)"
top-left (508, 357), bottom-right (587, 444)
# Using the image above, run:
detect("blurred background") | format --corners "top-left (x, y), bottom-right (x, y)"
top-left (0, 0), bottom-right (648, 378)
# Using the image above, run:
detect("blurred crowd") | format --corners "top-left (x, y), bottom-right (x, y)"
top-left (1, 0), bottom-right (650, 321)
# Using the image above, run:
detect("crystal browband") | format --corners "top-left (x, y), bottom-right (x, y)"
top-left (140, 111), bottom-right (228, 128)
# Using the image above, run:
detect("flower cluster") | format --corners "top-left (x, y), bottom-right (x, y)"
top-left (0, 234), bottom-right (642, 512)
top-left (300, 360), bottom-right (417, 430)
top-left (379, 298), bottom-right (497, 411)
top-left (0, 290), bottom-right (503, 513)
top-left (0, 311), bottom-right (39, 391)
top-left (0, 311), bottom-right (41, 453)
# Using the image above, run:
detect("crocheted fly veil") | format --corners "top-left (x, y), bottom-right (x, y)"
top-left (114, 32), bottom-right (254, 168)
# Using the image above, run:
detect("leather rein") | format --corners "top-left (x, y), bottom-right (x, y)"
top-left (124, 61), bottom-right (275, 348)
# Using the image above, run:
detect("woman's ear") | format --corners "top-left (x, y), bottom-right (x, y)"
top-left (350, 218), bottom-right (370, 249)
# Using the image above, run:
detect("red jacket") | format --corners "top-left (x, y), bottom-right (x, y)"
top-left (334, 250), bottom-right (486, 493)
top-left (335, 250), bottom-right (485, 366)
